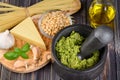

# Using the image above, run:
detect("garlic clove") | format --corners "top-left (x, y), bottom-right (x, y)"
top-left (14, 60), bottom-right (25, 68)
top-left (0, 30), bottom-right (15, 49)
top-left (31, 45), bottom-right (40, 61)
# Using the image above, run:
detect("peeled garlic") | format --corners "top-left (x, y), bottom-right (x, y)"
top-left (0, 30), bottom-right (15, 49)
top-left (31, 45), bottom-right (41, 60)
top-left (14, 60), bottom-right (25, 68)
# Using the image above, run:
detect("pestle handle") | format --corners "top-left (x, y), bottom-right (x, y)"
top-left (78, 25), bottom-right (113, 59)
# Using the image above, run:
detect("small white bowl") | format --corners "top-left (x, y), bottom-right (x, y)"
top-left (38, 10), bottom-right (72, 39)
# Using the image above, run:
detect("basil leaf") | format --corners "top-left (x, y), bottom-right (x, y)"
top-left (14, 48), bottom-right (21, 53)
top-left (4, 43), bottom-right (30, 60)
top-left (21, 43), bottom-right (30, 52)
top-left (4, 52), bottom-right (19, 60)
top-left (20, 53), bottom-right (29, 59)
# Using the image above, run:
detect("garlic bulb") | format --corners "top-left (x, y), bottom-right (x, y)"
top-left (0, 30), bottom-right (15, 49)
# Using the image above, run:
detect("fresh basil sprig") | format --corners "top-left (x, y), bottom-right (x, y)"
top-left (4, 43), bottom-right (30, 60)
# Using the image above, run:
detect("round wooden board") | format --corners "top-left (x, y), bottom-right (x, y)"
top-left (0, 14), bottom-right (52, 73)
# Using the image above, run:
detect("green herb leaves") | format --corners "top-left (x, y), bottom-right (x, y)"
top-left (20, 53), bottom-right (29, 59)
top-left (21, 43), bottom-right (30, 52)
top-left (4, 52), bottom-right (19, 60)
top-left (4, 43), bottom-right (30, 60)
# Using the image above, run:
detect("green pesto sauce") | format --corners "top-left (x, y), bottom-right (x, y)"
top-left (55, 31), bottom-right (100, 70)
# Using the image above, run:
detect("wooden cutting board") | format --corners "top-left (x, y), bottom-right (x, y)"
top-left (0, 15), bottom-right (52, 73)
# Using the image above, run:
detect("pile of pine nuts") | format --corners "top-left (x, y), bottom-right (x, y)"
top-left (40, 11), bottom-right (72, 37)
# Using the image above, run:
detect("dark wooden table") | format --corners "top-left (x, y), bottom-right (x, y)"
top-left (0, 0), bottom-right (119, 80)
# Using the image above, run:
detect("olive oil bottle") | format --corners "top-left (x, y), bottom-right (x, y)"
top-left (89, 0), bottom-right (116, 28)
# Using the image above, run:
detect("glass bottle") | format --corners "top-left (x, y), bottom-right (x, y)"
top-left (88, 0), bottom-right (116, 28)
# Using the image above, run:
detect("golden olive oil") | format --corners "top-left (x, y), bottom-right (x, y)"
top-left (89, 0), bottom-right (116, 28)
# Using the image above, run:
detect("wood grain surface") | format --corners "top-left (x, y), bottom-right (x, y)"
top-left (0, 0), bottom-right (118, 80)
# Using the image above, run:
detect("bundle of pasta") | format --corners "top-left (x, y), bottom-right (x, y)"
top-left (0, 0), bottom-right (81, 32)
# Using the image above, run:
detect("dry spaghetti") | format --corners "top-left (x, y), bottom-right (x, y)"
top-left (0, 0), bottom-right (81, 32)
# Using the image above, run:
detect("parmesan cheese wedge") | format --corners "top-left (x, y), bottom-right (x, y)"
top-left (10, 17), bottom-right (46, 50)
